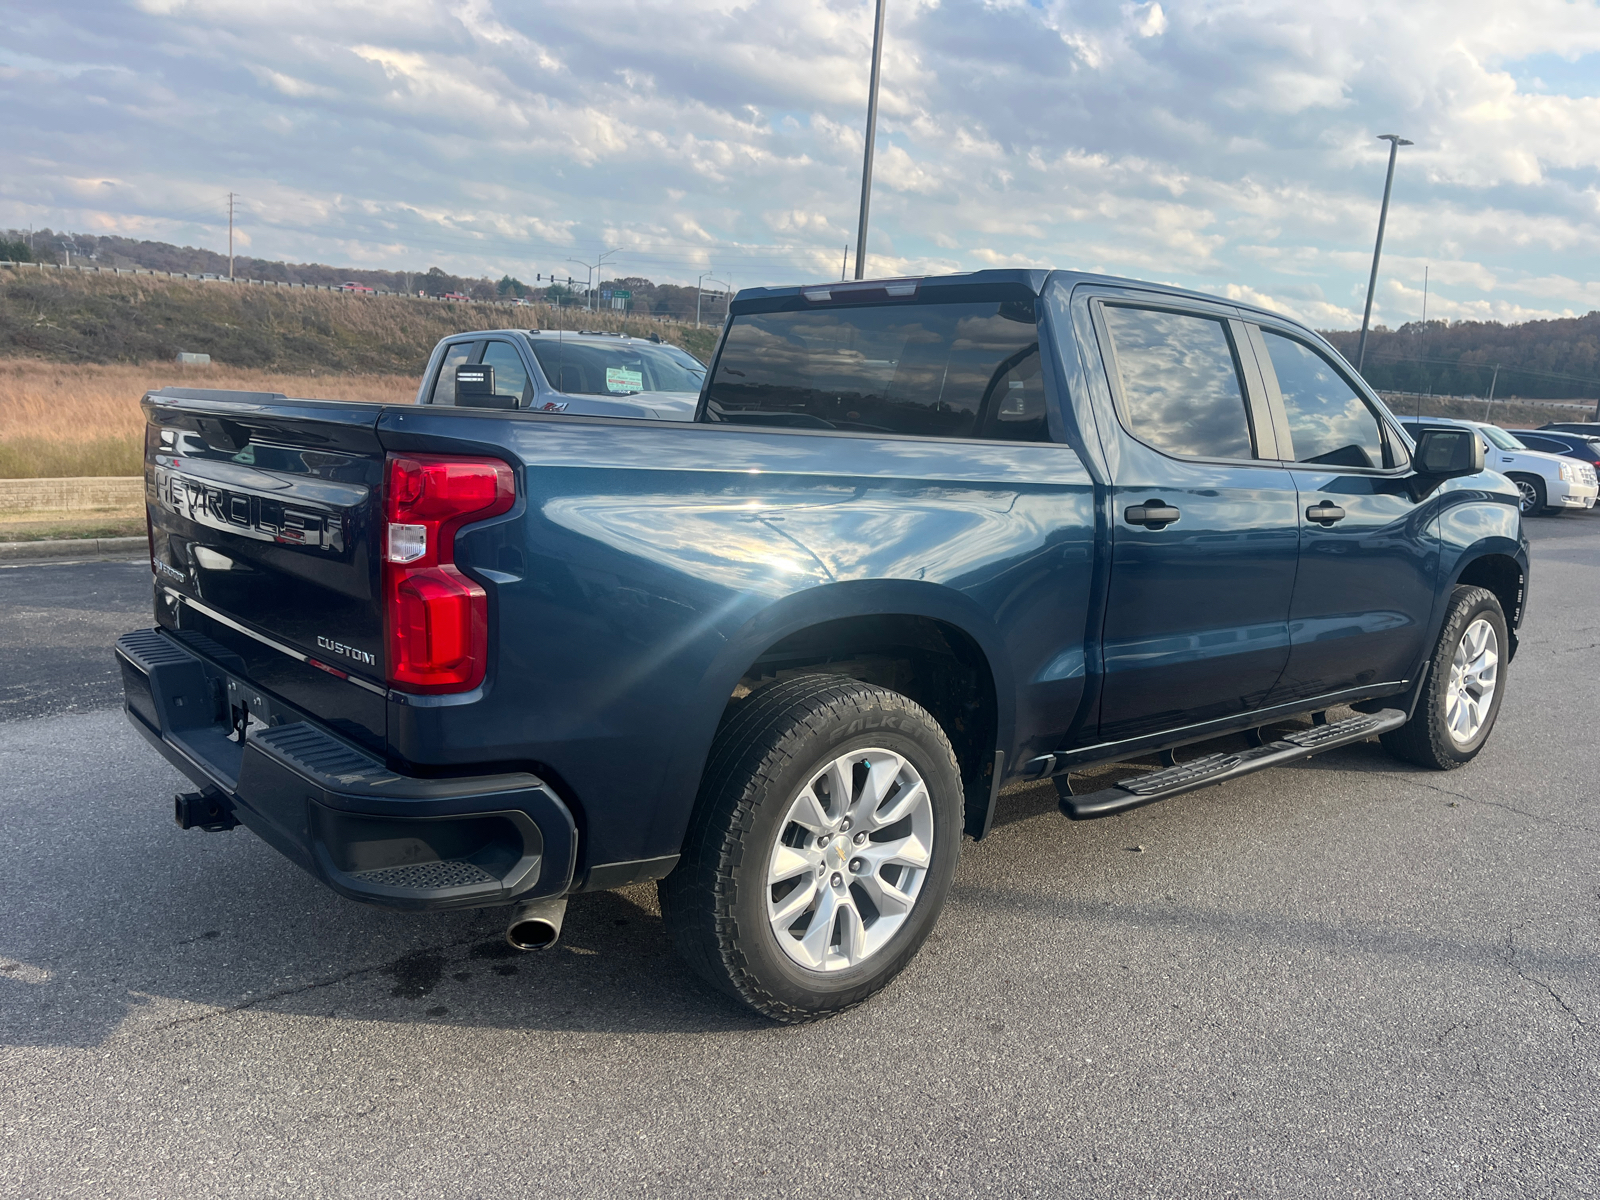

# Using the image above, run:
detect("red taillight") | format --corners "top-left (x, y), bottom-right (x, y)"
top-left (382, 454), bottom-right (514, 693)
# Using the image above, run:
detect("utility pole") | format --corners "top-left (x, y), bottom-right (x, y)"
top-left (841, 243), bottom-right (849, 281)
top-left (1482, 365), bottom-right (1499, 422)
top-left (227, 192), bottom-right (235, 281)
top-left (853, 0), bottom-right (887, 281)
top-left (1356, 134), bottom-right (1412, 374)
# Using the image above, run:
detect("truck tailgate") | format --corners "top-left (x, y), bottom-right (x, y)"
top-left (144, 389), bottom-right (389, 750)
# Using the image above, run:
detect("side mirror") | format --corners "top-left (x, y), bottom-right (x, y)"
top-left (1413, 428), bottom-right (1485, 479)
top-left (455, 364), bottom-right (516, 410)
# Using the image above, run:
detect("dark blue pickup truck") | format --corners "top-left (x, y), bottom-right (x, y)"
top-left (117, 269), bottom-right (1527, 1021)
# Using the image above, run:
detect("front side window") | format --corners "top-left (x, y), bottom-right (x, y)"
top-left (429, 342), bottom-right (476, 406)
top-left (1262, 332), bottom-right (1387, 468)
top-left (480, 340), bottom-right (530, 404)
top-left (1101, 306), bottom-right (1255, 459)
top-left (529, 337), bottom-right (706, 396)
top-left (702, 300), bottom-right (1048, 442)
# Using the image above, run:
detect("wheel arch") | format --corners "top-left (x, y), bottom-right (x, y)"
top-left (1453, 551), bottom-right (1526, 660)
top-left (652, 580), bottom-right (1015, 858)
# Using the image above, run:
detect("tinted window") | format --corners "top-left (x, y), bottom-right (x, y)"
top-left (1514, 434), bottom-right (1566, 454)
top-left (702, 301), bottom-right (1047, 441)
top-left (1262, 332), bottom-right (1386, 468)
top-left (480, 340), bottom-right (530, 403)
top-left (429, 342), bottom-right (476, 406)
top-left (529, 338), bottom-right (705, 396)
top-left (1101, 306), bottom-right (1254, 459)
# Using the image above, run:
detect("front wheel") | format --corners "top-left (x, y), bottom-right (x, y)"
top-left (1381, 585), bottom-right (1508, 770)
top-left (1509, 474), bottom-right (1547, 517)
top-left (660, 675), bottom-right (964, 1023)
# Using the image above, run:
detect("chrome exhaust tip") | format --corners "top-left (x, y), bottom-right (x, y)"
top-left (505, 896), bottom-right (568, 951)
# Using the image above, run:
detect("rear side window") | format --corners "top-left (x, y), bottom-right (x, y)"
top-left (429, 342), bottom-right (476, 406)
top-left (702, 300), bottom-right (1048, 442)
top-left (480, 340), bottom-right (530, 404)
top-left (1514, 434), bottom-right (1566, 454)
top-left (1261, 332), bottom-right (1387, 469)
top-left (1101, 306), bottom-right (1255, 459)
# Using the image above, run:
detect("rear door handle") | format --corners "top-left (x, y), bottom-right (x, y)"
top-left (1306, 502), bottom-right (1346, 526)
top-left (1124, 501), bottom-right (1181, 529)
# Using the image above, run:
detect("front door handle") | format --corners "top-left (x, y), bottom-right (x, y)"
top-left (1306, 502), bottom-right (1346, 526)
top-left (1125, 500), bottom-right (1181, 529)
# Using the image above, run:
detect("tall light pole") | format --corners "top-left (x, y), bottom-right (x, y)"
top-left (853, 0), bottom-right (887, 281)
top-left (696, 272), bottom-right (729, 327)
top-left (568, 247), bottom-right (621, 311)
top-left (1356, 133), bottom-right (1412, 374)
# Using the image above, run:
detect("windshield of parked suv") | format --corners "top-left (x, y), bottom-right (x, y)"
top-left (701, 300), bottom-right (1048, 442)
top-left (1479, 425), bottom-right (1525, 451)
top-left (527, 337), bottom-right (705, 396)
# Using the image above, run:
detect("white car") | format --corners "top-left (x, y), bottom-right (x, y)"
top-left (1402, 417), bottom-right (1599, 516)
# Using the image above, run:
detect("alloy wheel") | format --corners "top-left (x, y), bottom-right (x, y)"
top-left (1445, 616), bottom-right (1499, 746)
top-left (764, 748), bottom-right (934, 972)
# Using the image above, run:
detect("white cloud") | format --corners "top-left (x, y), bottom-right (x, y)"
top-left (1, 0), bottom-right (1597, 329)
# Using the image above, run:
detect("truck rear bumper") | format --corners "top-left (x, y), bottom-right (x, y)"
top-left (115, 628), bottom-right (577, 912)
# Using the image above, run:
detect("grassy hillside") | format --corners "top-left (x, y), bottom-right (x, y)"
top-left (0, 267), bottom-right (720, 371)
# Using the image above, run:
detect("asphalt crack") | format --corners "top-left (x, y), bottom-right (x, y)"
top-left (1500, 927), bottom-right (1590, 1042)
top-left (140, 934), bottom-right (485, 1036)
top-left (1397, 775), bottom-right (1600, 835)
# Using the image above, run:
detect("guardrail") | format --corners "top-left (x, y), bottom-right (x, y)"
top-left (0, 259), bottom-right (712, 322)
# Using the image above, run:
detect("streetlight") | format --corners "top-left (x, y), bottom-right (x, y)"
top-left (853, 0), bottom-right (887, 281)
top-left (568, 247), bottom-right (622, 311)
top-left (1356, 133), bottom-right (1413, 374)
top-left (696, 272), bottom-right (730, 327)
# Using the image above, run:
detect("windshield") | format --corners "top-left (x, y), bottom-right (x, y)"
top-left (527, 337), bottom-right (706, 396)
top-left (1478, 425), bottom-right (1525, 451)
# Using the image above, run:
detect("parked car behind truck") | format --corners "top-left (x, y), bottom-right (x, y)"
top-left (419, 328), bottom-right (705, 419)
top-left (118, 269), bottom-right (1528, 1022)
top-left (1400, 417), bottom-right (1597, 515)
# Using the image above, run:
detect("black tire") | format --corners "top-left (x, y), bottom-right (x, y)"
top-left (659, 674), bottom-right (964, 1023)
top-left (1509, 474), bottom-right (1546, 517)
top-left (1380, 585), bottom-right (1508, 770)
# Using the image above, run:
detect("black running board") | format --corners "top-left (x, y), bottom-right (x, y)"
top-left (1058, 709), bottom-right (1407, 820)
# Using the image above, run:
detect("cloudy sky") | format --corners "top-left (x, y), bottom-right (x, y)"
top-left (3, 0), bottom-right (1598, 328)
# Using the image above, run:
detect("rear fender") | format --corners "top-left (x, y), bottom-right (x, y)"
top-left (643, 579), bottom-right (1016, 859)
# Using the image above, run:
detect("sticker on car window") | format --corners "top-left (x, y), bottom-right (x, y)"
top-left (606, 366), bottom-right (644, 394)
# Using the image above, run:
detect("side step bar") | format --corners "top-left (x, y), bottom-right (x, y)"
top-left (1058, 709), bottom-right (1407, 820)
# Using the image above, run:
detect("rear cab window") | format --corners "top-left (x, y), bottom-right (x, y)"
top-left (701, 298), bottom-right (1049, 442)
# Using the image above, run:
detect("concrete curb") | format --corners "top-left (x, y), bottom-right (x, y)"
top-left (0, 537), bottom-right (147, 564)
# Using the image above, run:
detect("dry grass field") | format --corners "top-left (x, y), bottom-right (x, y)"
top-left (0, 359), bottom-right (415, 478)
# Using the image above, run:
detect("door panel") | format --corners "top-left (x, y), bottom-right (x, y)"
top-left (1271, 472), bottom-right (1438, 702)
top-left (1092, 301), bottom-right (1299, 742)
top-left (1248, 326), bottom-right (1438, 702)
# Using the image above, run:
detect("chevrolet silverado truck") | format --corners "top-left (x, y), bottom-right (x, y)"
top-left (117, 269), bottom-right (1528, 1022)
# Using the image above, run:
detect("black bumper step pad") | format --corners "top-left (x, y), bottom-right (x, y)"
top-left (1059, 709), bottom-right (1406, 820)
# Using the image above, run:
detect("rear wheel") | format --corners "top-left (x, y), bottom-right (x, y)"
top-left (1381, 586), bottom-right (1507, 770)
top-left (660, 675), bottom-right (963, 1023)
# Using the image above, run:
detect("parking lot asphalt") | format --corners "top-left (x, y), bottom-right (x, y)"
top-left (1, 520), bottom-right (1596, 1199)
